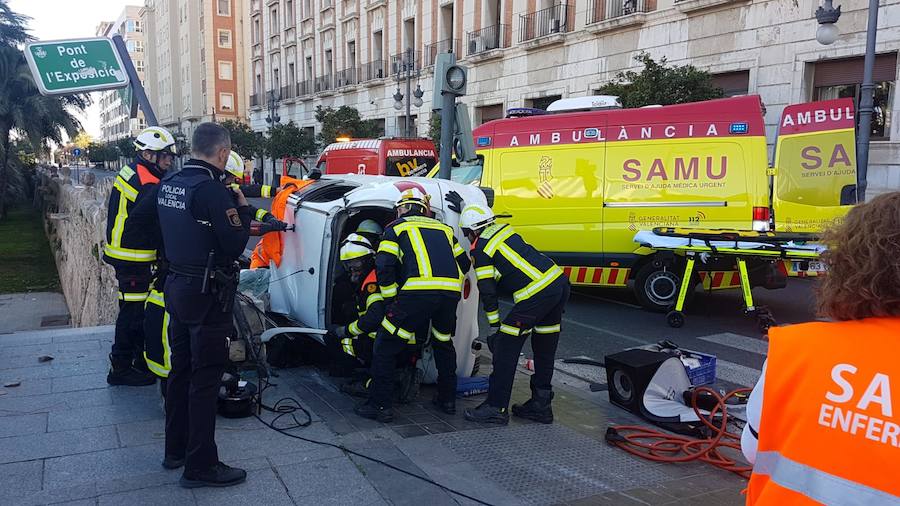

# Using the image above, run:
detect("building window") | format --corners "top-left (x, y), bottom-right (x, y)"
top-left (711, 70), bottom-right (750, 97)
top-left (220, 93), bottom-right (234, 111)
top-left (285, 0), bottom-right (294, 27)
top-left (526, 95), bottom-right (561, 111)
top-left (813, 53), bottom-right (897, 140)
top-left (126, 20), bottom-right (135, 32)
top-left (134, 20), bottom-right (142, 32)
top-left (126, 40), bottom-right (136, 52)
top-left (217, 0), bottom-right (231, 16)
top-left (135, 40), bottom-right (144, 53)
top-left (476, 104), bottom-right (504, 126)
top-left (218, 29), bottom-right (232, 48)
top-left (218, 61), bottom-right (233, 80)
top-left (253, 17), bottom-right (261, 44)
top-left (270, 7), bottom-right (279, 32)
top-left (135, 60), bottom-right (144, 72)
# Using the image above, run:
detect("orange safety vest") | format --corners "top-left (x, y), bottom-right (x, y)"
top-left (746, 317), bottom-right (900, 505)
top-left (249, 176), bottom-right (314, 269)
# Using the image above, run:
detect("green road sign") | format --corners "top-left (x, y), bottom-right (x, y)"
top-left (24, 37), bottom-right (129, 96)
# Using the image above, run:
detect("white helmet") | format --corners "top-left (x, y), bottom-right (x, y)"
top-left (225, 151), bottom-right (245, 179)
top-left (356, 219), bottom-right (383, 236)
top-left (396, 187), bottom-right (430, 210)
top-left (459, 204), bottom-right (495, 232)
top-left (339, 233), bottom-right (374, 261)
top-left (133, 126), bottom-right (177, 154)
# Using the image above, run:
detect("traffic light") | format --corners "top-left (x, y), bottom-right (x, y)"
top-left (433, 53), bottom-right (468, 111)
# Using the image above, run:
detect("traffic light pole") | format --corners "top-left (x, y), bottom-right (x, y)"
top-left (438, 92), bottom-right (455, 180)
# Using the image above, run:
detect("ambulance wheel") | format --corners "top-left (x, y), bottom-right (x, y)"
top-left (634, 262), bottom-right (695, 313)
top-left (666, 311), bottom-right (685, 328)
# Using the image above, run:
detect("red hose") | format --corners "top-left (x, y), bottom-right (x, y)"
top-left (605, 386), bottom-right (753, 479)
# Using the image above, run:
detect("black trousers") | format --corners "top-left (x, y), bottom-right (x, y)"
top-left (164, 274), bottom-right (232, 472)
top-left (487, 279), bottom-right (570, 409)
top-left (111, 263), bottom-right (153, 365)
top-left (370, 293), bottom-right (459, 409)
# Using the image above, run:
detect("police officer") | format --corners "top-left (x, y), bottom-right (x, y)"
top-left (459, 204), bottom-right (570, 425)
top-left (157, 123), bottom-right (248, 488)
top-left (355, 187), bottom-right (471, 422)
top-left (103, 126), bottom-right (178, 386)
top-left (328, 234), bottom-right (384, 397)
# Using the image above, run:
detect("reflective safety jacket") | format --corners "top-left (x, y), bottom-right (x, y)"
top-left (376, 215), bottom-right (471, 298)
top-left (746, 317), bottom-right (900, 505)
top-left (103, 161), bottom-right (165, 265)
top-left (471, 223), bottom-right (563, 325)
top-left (341, 270), bottom-right (384, 357)
top-left (238, 184), bottom-right (278, 199)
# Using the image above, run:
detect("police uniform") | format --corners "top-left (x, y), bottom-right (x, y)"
top-left (103, 160), bottom-right (166, 376)
top-left (369, 215), bottom-right (471, 411)
top-left (472, 222), bottom-right (570, 412)
top-left (157, 158), bottom-right (250, 474)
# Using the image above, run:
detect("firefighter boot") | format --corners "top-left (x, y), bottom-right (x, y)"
top-left (341, 378), bottom-right (371, 398)
top-left (464, 401), bottom-right (509, 425)
top-left (107, 354), bottom-right (156, 386)
top-left (512, 387), bottom-right (554, 424)
top-left (354, 400), bottom-right (394, 423)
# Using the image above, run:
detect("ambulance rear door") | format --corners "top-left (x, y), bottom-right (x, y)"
top-left (772, 98), bottom-right (857, 232)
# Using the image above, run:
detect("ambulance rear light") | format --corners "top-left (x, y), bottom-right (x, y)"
top-left (752, 206), bottom-right (771, 231)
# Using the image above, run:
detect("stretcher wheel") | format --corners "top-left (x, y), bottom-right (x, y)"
top-left (666, 311), bottom-right (685, 328)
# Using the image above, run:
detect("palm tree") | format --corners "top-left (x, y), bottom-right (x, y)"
top-left (0, 0), bottom-right (87, 218)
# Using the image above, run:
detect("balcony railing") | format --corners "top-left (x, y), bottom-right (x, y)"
top-left (587, 0), bottom-right (652, 24)
top-left (315, 74), bottom-right (334, 92)
top-left (424, 38), bottom-right (459, 67)
top-left (296, 79), bottom-right (313, 96)
top-left (250, 94), bottom-right (260, 107)
top-left (335, 67), bottom-right (358, 87)
top-left (390, 50), bottom-right (421, 75)
top-left (281, 84), bottom-right (295, 99)
top-left (360, 59), bottom-right (387, 81)
top-left (519, 4), bottom-right (572, 42)
top-left (466, 24), bottom-right (509, 56)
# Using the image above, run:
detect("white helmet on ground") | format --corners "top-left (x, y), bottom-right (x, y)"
top-left (395, 187), bottom-right (430, 210)
top-left (225, 151), bottom-right (245, 179)
top-left (133, 126), bottom-right (177, 154)
top-left (459, 204), bottom-right (495, 232)
top-left (339, 233), bottom-right (375, 261)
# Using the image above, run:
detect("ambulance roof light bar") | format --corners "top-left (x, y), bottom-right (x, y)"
top-left (546, 95), bottom-right (623, 113)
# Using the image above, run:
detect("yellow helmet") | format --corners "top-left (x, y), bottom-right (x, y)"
top-left (225, 151), bottom-right (245, 179)
top-left (339, 233), bottom-right (374, 261)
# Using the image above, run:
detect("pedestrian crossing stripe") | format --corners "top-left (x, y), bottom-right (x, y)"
top-left (562, 266), bottom-right (630, 287)
top-left (698, 271), bottom-right (743, 290)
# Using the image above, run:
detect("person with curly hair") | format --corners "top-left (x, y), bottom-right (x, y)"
top-left (742, 192), bottom-right (900, 505)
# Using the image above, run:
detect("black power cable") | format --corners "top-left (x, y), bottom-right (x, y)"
top-left (250, 376), bottom-right (494, 506)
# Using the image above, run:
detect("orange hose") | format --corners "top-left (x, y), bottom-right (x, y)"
top-left (605, 386), bottom-right (753, 478)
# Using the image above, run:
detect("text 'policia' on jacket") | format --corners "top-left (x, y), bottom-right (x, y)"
top-left (103, 162), bottom-right (166, 265)
top-left (376, 215), bottom-right (471, 297)
top-left (156, 160), bottom-right (251, 268)
top-left (472, 223), bottom-right (563, 325)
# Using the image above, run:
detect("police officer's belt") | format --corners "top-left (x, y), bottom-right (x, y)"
top-left (169, 263), bottom-right (235, 278)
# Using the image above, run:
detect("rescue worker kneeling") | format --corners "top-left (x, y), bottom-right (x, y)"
top-left (460, 204), bottom-right (570, 425)
top-left (327, 234), bottom-right (383, 397)
top-left (354, 188), bottom-right (471, 422)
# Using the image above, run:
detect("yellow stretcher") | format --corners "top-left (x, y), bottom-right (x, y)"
top-left (634, 227), bottom-right (824, 332)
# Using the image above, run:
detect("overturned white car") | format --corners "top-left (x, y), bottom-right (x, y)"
top-left (264, 175), bottom-right (489, 378)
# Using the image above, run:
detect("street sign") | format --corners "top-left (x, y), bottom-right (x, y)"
top-left (73, 148), bottom-right (82, 157)
top-left (24, 37), bottom-right (129, 96)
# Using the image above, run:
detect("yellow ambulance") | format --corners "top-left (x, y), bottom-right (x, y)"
top-left (445, 95), bottom-right (857, 311)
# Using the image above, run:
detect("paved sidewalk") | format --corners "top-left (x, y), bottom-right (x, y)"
top-left (0, 326), bottom-right (747, 505)
top-left (0, 293), bottom-right (70, 334)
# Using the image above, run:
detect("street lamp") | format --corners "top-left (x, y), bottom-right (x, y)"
top-left (815, 0), bottom-right (879, 201)
top-left (265, 89), bottom-right (281, 184)
top-left (393, 48), bottom-right (423, 137)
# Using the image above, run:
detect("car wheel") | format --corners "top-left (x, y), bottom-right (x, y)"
top-left (634, 261), bottom-right (695, 313)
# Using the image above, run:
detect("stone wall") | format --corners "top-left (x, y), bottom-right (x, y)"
top-left (38, 173), bottom-right (118, 327)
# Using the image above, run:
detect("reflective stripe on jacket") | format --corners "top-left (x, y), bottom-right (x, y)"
top-left (103, 163), bottom-right (163, 264)
top-left (746, 318), bottom-right (900, 505)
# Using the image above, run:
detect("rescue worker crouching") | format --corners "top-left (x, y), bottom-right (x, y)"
top-left (327, 234), bottom-right (384, 397)
top-left (458, 203), bottom-right (570, 425)
top-left (157, 123), bottom-right (248, 488)
top-left (354, 188), bottom-right (471, 422)
top-left (103, 126), bottom-right (178, 387)
top-left (355, 219), bottom-right (384, 250)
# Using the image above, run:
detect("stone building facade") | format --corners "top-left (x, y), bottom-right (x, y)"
top-left (246, 0), bottom-right (898, 193)
top-left (96, 6), bottom-right (147, 143)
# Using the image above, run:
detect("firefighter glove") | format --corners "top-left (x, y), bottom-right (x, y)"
top-left (445, 190), bottom-right (465, 214)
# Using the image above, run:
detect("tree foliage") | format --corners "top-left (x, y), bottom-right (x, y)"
top-left (428, 115), bottom-right (441, 154)
top-left (265, 121), bottom-right (315, 160)
top-left (116, 137), bottom-right (136, 159)
top-left (596, 53), bottom-right (724, 109)
top-left (314, 105), bottom-right (381, 147)
top-left (0, 0), bottom-right (88, 217)
top-left (221, 119), bottom-right (263, 160)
